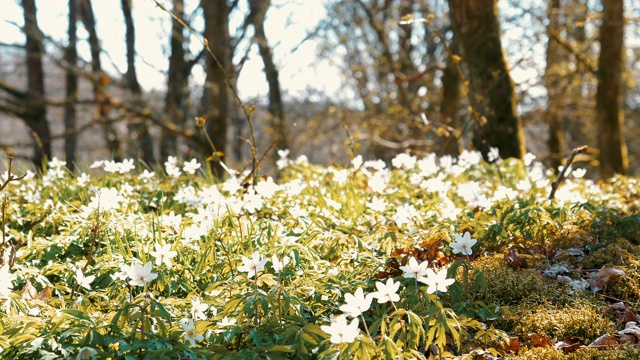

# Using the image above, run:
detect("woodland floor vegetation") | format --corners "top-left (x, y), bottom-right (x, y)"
top-left (0, 151), bottom-right (640, 359)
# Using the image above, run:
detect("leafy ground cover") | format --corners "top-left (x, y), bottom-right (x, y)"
top-left (1, 151), bottom-right (640, 359)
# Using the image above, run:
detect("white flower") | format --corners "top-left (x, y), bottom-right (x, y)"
top-left (339, 287), bottom-right (372, 318)
top-left (524, 153), bottom-right (536, 166)
top-left (487, 147), bottom-right (500, 162)
top-left (332, 169), bottom-right (349, 185)
top-left (77, 346), bottom-right (98, 359)
top-left (48, 157), bottom-right (67, 169)
top-left (391, 153), bottom-right (417, 169)
top-left (238, 251), bottom-right (268, 278)
top-left (75, 269), bottom-right (95, 290)
top-left (321, 316), bottom-right (360, 344)
top-left (214, 316), bottom-right (237, 333)
top-left (183, 159), bottom-right (201, 175)
top-left (271, 254), bottom-right (290, 274)
top-left (191, 297), bottom-right (209, 320)
top-left (119, 159), bottom-right (135, 174)
top-left (450, 231), bottom-right (477, 256)
top-left (399, 257), bottom-right (430, 283)
top-left (572, 168), bottom-right (586, 179)
top-left (254, 177), bottom-right (280, 198)
top-left (181, 318), bottom-right (204, 346)
top-left (150, 243), bottom-right (178, 268)
top-left (366, 197), bottom-right (387, 212)
top-left (126, 261), bottom-right (158, 287)
top-left (421, 267), bottom-right (455, 294)
top-left (0, 265), bottom-right (17, 298)
top-left (88, 187), bottom-right (123, 212)
top-left (76, 173), bottom-right (90, 186)
top-left (351, 155), bottom-right (363, 169)
top-left (370, 278), bottom-right (400, 304)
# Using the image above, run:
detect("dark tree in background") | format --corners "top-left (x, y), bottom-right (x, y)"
top-left (22, 0), bottom-right (52, 166)
top-left (201, 0), bottom-right (231, 176)
top-left (79, 0), bottom-right (122, 161)
top-left (64, 0), bottom-right (78, 170)
top-left (121, 0), bottom-right (155, 165)
top-left (596, 0), bottom-right (628, 178)
top-left (248, 0), bottom-right (287, 154)
top-left (544, 0), bottom-right (566, 172)
top-left (447, 0), bottom-right (525, 160)
top-left (160, 0), bottom-right (189, 160)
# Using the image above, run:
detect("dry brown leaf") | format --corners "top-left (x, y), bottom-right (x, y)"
top-left (20, 281), bottom-right (37, 300)
top-left (604, 302), bottom-right (637, 324)
top-left (504, 250), bottom-right (528, 269)
top-left (525, 333), bottom-right (554, 348)
top-left (588, 333), bottom-right (619, 347)
top-left (503, 337), bottom-right (522, 353)
top-left (556, 336), bottom-right (581, 353)
top-left (586, 267), bottom-right (625, 293)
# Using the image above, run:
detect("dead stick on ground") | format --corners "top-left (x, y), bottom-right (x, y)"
top-left (549, 145), bottom-right (589, 200)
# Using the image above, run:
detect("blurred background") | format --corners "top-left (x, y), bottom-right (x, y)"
top-left (0, 0), bottom-right (638, 178)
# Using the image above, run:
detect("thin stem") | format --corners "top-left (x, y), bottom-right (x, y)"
top-left (549, 145), bottom-right (589, 200)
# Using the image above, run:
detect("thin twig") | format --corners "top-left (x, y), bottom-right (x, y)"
top-left (549, 145), bottom-right (589, 200)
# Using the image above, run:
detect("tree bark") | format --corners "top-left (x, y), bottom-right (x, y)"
top-left (121, 0), bottom-right (155, 165)
top-left (545, 0), bottom-right (566, 172)
top-left (79, 0), bottom-right (123, 161)
top-left (447, 0), bottom-right (526, 160)
top-left (22, 0), bottom-right (52, 166)
top-left (160, 0), bottom-right (189, 161)
top-left (248, 0), bottom-right (287, 154)
top-left (596, 0), bottom-right (627, 178)
top-left (440, 35), bottom-right (461, 156)
top-left (201, 0), bottom-right (231, 176)
top-left (64, 0), bottom-right (78, 170)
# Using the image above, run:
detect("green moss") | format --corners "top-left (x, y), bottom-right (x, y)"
top-left (508, 346), bottom-right (640, 360)
top-left (474, 255), bottom-right (564, 306)
top-left (513, 300), bottom-right (615, 344)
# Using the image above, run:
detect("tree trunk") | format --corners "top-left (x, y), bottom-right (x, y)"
top-left (447, 0), bottom-right (526, 160)
top-left (160, 0), bottom-right (189, 161)
top-left (64, 0), bottom-right (78, 170)
top-left (248, 0), bottom-right (287, 160)
top-left (596, 0), bottom-right (627, 178)
top-left (121, 0), bottom-right (155, 165)
top-left (440, 35), bottom-right (461, 156)
top-left (79, 0), bottom-right (123, 161)
top-left (201, 0), bottom-right (230, 176)
top-left (22, 0), bottom-right (52, 166)
top-left (545, 0), bottom-right (566, 172)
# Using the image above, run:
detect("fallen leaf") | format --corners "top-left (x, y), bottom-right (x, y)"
top-left (503, 337), bottom-right (521, 353)
top-left (588, 333), bottom-right (619, 347)
top-left (618, 326), bottom-right (640, 344)
top-left (604, 302), bottom-right (637, 324)
top-left (586, 267), bottom-right (626, 293)
top-left (525, 333), bottom-right (554, 348)
top-left (20, 281), bottom-right (37, 300)
top-left (556, 336), bottom-right (581, 353)
top-left (504, 250), bottom-right (527, 269)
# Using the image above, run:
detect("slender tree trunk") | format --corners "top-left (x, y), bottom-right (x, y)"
top-left (440, 35), bottom-right (461, 156)
top-left (201, 0), bottom-right (230, 176)
top-left (248, 0), bottom-right (287, 158)
top-left (79, 0), bottom-right (123, 161)
top-left (545, 0), bottom-right (566, 172)
top-left (64, 0), bottom-right (78, 170)
top-left (22, 0), bottom-right (52, 166)
top-left (121, 0), bottom-right (155, 165)
top-left (447, 0), bottom-right (526, 160)
top-left (160, 0), bottom-right (188, 161)
top-left (596, 0), bottom-right (627, 178)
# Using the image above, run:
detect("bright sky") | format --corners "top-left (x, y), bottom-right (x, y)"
top-left (0, 0), bottom-right (344, 100)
